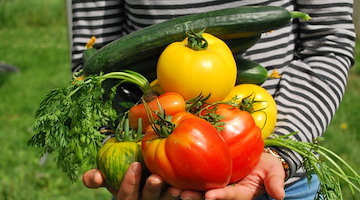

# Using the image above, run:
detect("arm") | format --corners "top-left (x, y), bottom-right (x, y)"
top-left (270, 0), bottom-right (355, 183)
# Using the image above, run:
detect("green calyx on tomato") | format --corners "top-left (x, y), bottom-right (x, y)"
top-left (128, 92), bottom-right (186, 131)
top-left (96, 116), bottom-right (144, 190)
top-left (186, 29), bottom-right (208, 51)
top-left (223, 84), bottom-right (277, 139)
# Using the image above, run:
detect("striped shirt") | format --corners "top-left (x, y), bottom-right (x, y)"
top-left (68, 0), bottom-right (355, 186)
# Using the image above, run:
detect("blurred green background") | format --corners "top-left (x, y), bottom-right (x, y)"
top-left (0, 0), bottom-right (359, 199)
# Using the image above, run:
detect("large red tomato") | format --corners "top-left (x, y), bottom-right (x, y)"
top-left (200, 103), bottom-right (264, 183)
top-left (141, 112), bottom-right (232, 191)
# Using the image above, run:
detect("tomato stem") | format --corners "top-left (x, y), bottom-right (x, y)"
top-left (142, 98), bottom-right (174, 138)
top-left (186, 29), bottom-right (208, 51)
top-left (115, 115), bottom-right (143, 142)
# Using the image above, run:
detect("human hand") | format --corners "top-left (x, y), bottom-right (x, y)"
top-left (82, 162), bottom-right (182, 200)
top-left (173, 152), bottom-right (286, 200)
top-left (83, 152), bottom-right (285, 200)
top-left (203, 152), bottom-right (286, 200)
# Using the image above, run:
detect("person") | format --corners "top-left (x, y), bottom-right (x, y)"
top-left (67, 0), bottom-right (356, 199)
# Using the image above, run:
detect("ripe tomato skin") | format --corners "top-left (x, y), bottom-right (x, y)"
top-left (223, 84), bottom-right (277, 139)
top-left (207, 104), bottom-right (264, 183)
top-left (157, 33), bottom-right (237, 103)
top-left (141, 112), bottom-right (232, 191)
top-left (128, 92), bottom-right (186, 131)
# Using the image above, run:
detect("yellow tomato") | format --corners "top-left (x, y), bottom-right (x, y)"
top-left (157, 32), bottom-right (237, 103)
top-left (223, 84), bottom-right (277, 139)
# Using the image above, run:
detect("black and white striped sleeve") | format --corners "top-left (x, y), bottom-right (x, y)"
top-left (269, 0), bottom-right (355, 183)
top-left (68, 0), bottom-right (126, 72)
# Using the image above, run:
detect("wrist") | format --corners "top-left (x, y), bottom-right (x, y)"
top-left (263, 147), bottom-right (290, 180)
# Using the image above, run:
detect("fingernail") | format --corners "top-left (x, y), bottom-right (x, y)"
top-left (150, 179), bottom-right (162, 189)
top-left (130, 162), bottom-right (140, 174)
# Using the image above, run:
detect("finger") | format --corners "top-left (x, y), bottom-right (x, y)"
top-left (117, 162), bottom-right (142, 200)
top-left (82, 169), bottom-right (105, 188)
top-left (164, 187), bottom-right (182, 200)
top-left (141, 174), bottom-right (164, 200)
top-left (263, 165), bottom-right (285, 200)
top-left (180, 190), bottom-right (204, 200)
top-left (205, 185), bottom-right (251, 200)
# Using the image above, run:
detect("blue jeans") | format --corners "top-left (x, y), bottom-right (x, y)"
top-left (256, 174), bottom-right (320, 200)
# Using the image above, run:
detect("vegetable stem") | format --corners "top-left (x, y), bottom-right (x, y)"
top-left (186, 29), bottom-right (208, 51)
top-left (290, 11), bottom-right (312, 21)
top-left (265, 134), bottom-right (360, 199)
top-left (96, 70), bottom-right (152, 95)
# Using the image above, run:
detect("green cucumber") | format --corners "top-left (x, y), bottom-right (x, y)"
top-left (225, 35), bottom-right (261, 55)
top-left (236, 58), bottom-right (268, 85)
top-left (83, 6), bottom-right (309, 75)
top-left (82, 47), bottom-right (97, 63)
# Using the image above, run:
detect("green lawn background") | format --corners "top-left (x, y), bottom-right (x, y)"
top-left (0, 0), bottom-right (359, 199)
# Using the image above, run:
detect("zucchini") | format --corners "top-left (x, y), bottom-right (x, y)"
top-left (83, 6), bottom-right (309, 75)
top-left (236, 58), bottom-right (268, 85)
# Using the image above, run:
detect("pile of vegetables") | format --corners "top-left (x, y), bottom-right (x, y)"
top-left (28, 6), bottom-right (359, 199)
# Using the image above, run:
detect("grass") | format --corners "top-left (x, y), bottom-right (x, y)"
top-left (0, 0), bottom-right (110, 199)
top-left (0, 0), bottom-right (359, 199)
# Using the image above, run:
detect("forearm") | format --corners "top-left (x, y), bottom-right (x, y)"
top-left (269, 0), bottom-right (355, 183)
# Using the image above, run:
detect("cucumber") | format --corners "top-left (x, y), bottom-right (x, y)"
top-left (225, 35), bottom-right (261, 55)
top-left (84, 6), bottom-right (307, 75)
top-left (82, 47), bottom-right (97, 63)
top-left (236, 58), bottom-right (268, 85)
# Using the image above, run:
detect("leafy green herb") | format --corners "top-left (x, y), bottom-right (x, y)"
top-left (28, 70), bottom-right (152, 181)
top-left (265, 133), bottom-right (360, 200)
top-left (28, 75), bottom-right (117, 181)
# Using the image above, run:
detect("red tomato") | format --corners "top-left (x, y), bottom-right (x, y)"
top-left (128, 92), bottom-right (186, 131)
top-left (200, 103), bottom-right (264, 183)
top-left (141, 112), bottom-right (232, 191)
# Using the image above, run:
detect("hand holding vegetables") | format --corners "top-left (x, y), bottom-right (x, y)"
top-left (29, 5), bottom-right (360, 200)
top-left (83, 163), bottom-right (178, 199)
top-left (82, 152), bottom-right (287, 200)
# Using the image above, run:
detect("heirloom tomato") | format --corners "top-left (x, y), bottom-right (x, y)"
top-left (96, 138), bottom-right (142, 190)
top-left (97, 117), bottom-right (146, 190)
top-left (128, 92), bottom-right (186, 131)
top-left (141, 112), bottom-right (232, 191)
top-left (223, 84), bottom-right (277, 139)
top-left (156, 32), bottom-right (237, 103)
top-left (200, 103), bottom-right (264, 183)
